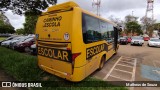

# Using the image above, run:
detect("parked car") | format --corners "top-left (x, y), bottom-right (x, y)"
top-left (0, 33), bottom-right (12, 37)
top-left (131, 36), bottom-right (144, 46)
top-left (9, 36), bottom-right (33, 49)
top-left (1, 36), bottom-right (22, 47)
top-left (119, 37), bottom-right (128, 45)
top-left (30, 44), bottom-right (37, 55)
top-left (14, 37), bottom-right (35, 52)
top-left (143, 34), bottom-right (150, 41)
top-left (148, 38), bottom-right (160, 47)
top-left (143, 37), bottom-right (150, 41)
top-left (0, 36), bottom-right (17, 45)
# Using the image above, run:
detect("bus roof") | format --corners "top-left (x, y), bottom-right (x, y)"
top-left (46, 1), bottom-right (117, 26)
top-left (47, 1), bottom-right (79, 12)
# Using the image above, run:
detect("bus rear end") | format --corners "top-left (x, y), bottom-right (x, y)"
top-left (35, 2), bottom-right (84, 81)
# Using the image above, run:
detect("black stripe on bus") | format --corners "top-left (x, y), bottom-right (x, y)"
top-left (38, 42), bottom-right (68, 47)
top-left (37, 40), bottom-right (71, 43)
top-left (86, 43), bottom-right (115, 59)
top-left (86, 43), bottom-right (108, 59)
top-left (37, 46), bottom-right (72, 63)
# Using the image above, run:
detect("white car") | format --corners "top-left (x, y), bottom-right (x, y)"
top-left (1, 36), bottom-right (23, 47)
top-left (131, 36), bottom-right (144, 46)
top-left (1, 40), bottom-right (11, 47)
top-left (148, 38), bottom-right (160, 47)
top-left (30, 44), bottom-right (37, 55)
top-left (0, 36), bottom-right (17, 45)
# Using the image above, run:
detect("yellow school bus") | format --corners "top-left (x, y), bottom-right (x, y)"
top-left (35, 1), bottom-right (120, 82)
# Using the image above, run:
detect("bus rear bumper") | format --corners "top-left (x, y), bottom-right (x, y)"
top-left (39, 64), bottom-right (85, 82)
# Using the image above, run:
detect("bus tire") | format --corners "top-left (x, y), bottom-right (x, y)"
top-left (98, 56), bottom-right (105, 70)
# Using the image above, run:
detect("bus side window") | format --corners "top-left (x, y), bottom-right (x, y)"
top-left (82, 13), bottom-right (114, 44)
top-left (100, 20), bottom-right (114, 43)
top-left (82, 13), bottom-right (101, 44)
top-left (82, 13), bottom-right (87, 43)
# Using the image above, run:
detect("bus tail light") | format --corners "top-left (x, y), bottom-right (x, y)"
top-left (71, 53), bottom-right (81, 74)
top-left (72, 53), bottom-right (81, 61)
top-left (67, 48), bottom-right (71, 50)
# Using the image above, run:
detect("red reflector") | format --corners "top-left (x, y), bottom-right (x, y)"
top-left (67, 48), bottom-right (71, 50)
top-left (67, 73), bottom-right (71, 76)
top-left (72, 53), bottom-right (81, 61)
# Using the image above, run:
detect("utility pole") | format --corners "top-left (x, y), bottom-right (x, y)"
top-left (92, 0), bottom-right (101, 16)
top-left (145, 0), bottom-right (154, 21)
top-left (145, 0), bottom-right (154, 36)
top-left (132, 11), bottom-right (134, 16)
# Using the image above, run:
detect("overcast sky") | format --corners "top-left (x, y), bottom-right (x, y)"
top-left (4, 0), bottom-right (160, 29)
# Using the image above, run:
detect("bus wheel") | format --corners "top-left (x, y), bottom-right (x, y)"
top-left (98, 56), bottom-right (105, 70)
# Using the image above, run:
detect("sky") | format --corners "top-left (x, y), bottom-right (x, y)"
top-left (4, 0), bottom-right (160, 30)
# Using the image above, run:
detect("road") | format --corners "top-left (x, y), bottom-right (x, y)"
top-left (92, 41), bottom-right (160, 90)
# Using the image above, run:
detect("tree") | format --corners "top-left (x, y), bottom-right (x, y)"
top-left (140, 16), bottom-right (156, 36)
top-left (0, 19), bottom-right (15, 33)
top-left (153, 23), bottom-right (160, 30)
top-left (0, 0), bottom-right (57, 15)
top-left (109, 15), bottom-right (124, 26)
top-left (23, 11), bottom-right (39, 34)
top-left (125, 21), bottom-right (143, 35)
top-left (153, 23), bottom-right (160, 36)
top-left (125, 15), bottom-right (138, 23)
top-left (0, 12), bottom-right (15, 33)
top-left (109, 15), bottom-right (125, 36)
top-left (16, 28), bottom-right (25, 34)
top-left (0, 0), bottom-right (57, 34)
top-left (124, 15), bottom-right (142, 36)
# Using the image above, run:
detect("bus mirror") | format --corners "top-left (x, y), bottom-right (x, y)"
top-left (114, 26), bottom-right (122, 32)
top-left (119, 28), bottom-right (122, 32)
top-left (117, 25), bottom-right (122, 32)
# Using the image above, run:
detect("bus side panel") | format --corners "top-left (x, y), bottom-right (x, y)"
top-left (71, 7), bottom-right (86, 81)
top-left (106, 44), bottom-right (114, 60)
top-left (85, 42), bottom-right (107, 77)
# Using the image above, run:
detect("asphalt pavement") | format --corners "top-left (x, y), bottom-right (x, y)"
top-left (92, 41), bottom-right (160, 90)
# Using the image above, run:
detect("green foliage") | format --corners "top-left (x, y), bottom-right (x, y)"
top-left (147, 25), bottom-right (154, 36)
top-left (140, 16), bottom-right (156, 36)
top-left (124, 15), bottom-right (143, 35)
top-left (153, 23), bottom-right (160, 30)
top-left (23, 11), bottom-right (39, 34)
top-left (125, 21), bottom-right (142, 35)
top-left (1, 0), bottom-right (58, 34)
top-left (125, 15), bottom-right (138, 23)
top-left (0, 19), bottom-right (15, 33)
top-left (0, 0), bottom-right (57, 15)
top-left (16, 28), bottom-right (25, 34)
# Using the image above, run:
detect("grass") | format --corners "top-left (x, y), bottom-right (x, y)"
top-left (0, 46), bottom-right (128, 90)
top-left (0, 37), bottom-right (7, 41)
